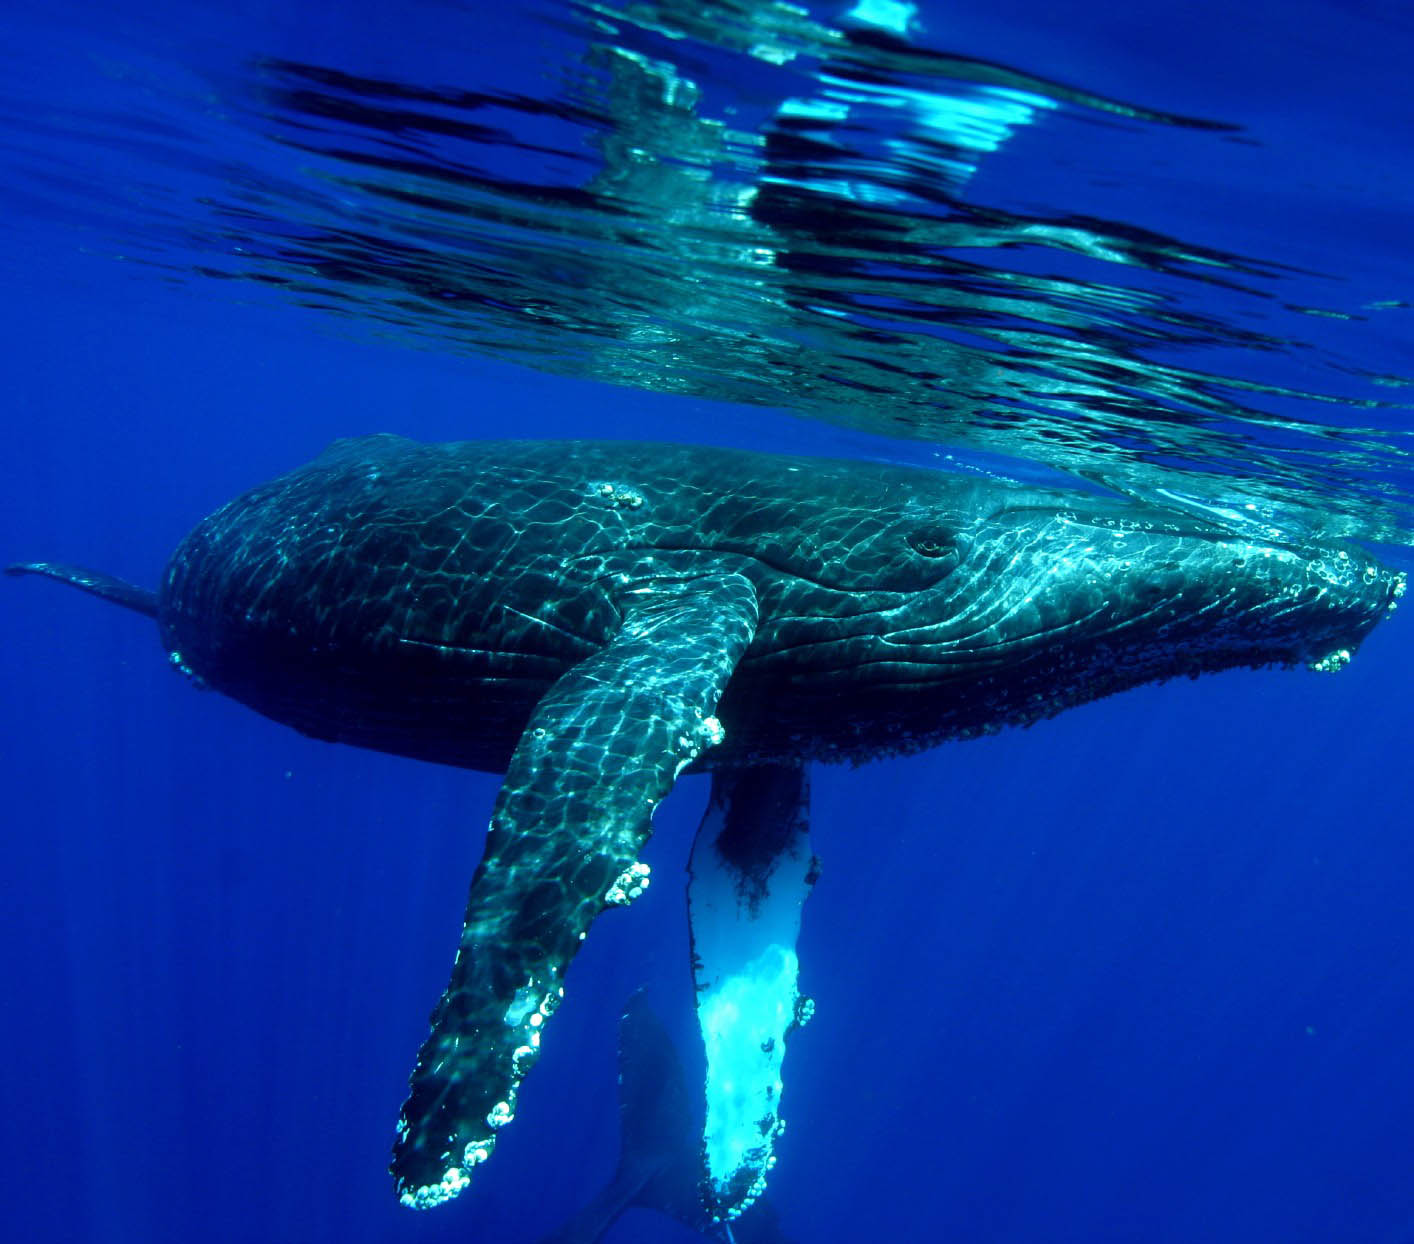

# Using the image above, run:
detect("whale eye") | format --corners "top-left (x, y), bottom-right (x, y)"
top-left (907, 527), bottom-right (960, 561)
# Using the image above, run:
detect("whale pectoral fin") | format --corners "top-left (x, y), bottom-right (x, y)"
top-left (688, 763), bottom-right (817, 1222)
top-left (391, 572), bottom-right (759, 1210)
top-left (6, 561), bottom-right (158, 619)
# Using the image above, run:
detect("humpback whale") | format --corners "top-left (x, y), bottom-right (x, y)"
top-left (8, 435), bottom-right (1404, 1219)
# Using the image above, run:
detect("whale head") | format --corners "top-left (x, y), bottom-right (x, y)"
top-left (875, 486), bottom-right (1405, 731)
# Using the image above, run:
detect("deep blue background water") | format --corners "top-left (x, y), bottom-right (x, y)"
top-left (3, 3), bottom-right (1413, 1242)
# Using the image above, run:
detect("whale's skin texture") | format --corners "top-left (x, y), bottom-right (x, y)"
top-left (13, 436), bottom-right (1404, 1213)
top-left (159, 435), bottom-right (1398, 773)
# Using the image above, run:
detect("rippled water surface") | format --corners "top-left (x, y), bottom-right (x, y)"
top-left (5, 0), bottom-right (1413, 542)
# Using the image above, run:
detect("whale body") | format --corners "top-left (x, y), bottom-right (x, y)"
top-left (9, 435), bottom-right (1403, 1217)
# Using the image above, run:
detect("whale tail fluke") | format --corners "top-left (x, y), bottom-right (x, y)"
top-left (535, 991), bottom-right (797, 1244)
top-left (535, 991), bottom-right (701, 1244)
top-left (6, 561), bottom-right (158, 619)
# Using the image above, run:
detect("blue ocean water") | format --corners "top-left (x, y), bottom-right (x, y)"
top-left (2, 2), bottom-right (1412, 1242)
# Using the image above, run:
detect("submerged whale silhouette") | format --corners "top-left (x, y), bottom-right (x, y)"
top-left (534, 991), bottom-right (796, 1244)
top-left (9, 435), bottom-right (1404, 1217)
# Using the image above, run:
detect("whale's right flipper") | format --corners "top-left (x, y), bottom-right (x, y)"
top-left (392, 571), bottom-right (759, 1209)
top-left (689, 763), bottom-right (818, 1223)
top-left (6, 561), bottom-right (157, 618)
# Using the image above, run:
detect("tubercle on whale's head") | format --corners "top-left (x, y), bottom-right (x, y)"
top-left (894, 491), bottom-right (1404, 692)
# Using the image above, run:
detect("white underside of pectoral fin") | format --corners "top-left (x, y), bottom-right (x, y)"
top-left (688, 765), bottom-right (816, 1222)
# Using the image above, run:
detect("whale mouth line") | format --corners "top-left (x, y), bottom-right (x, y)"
top-left (881, 599), bottom-right (1116, 657)
top-left (877, 580), bottom-right (1266, 665)
top-left (764, 586), bottom-right (1286, 690)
